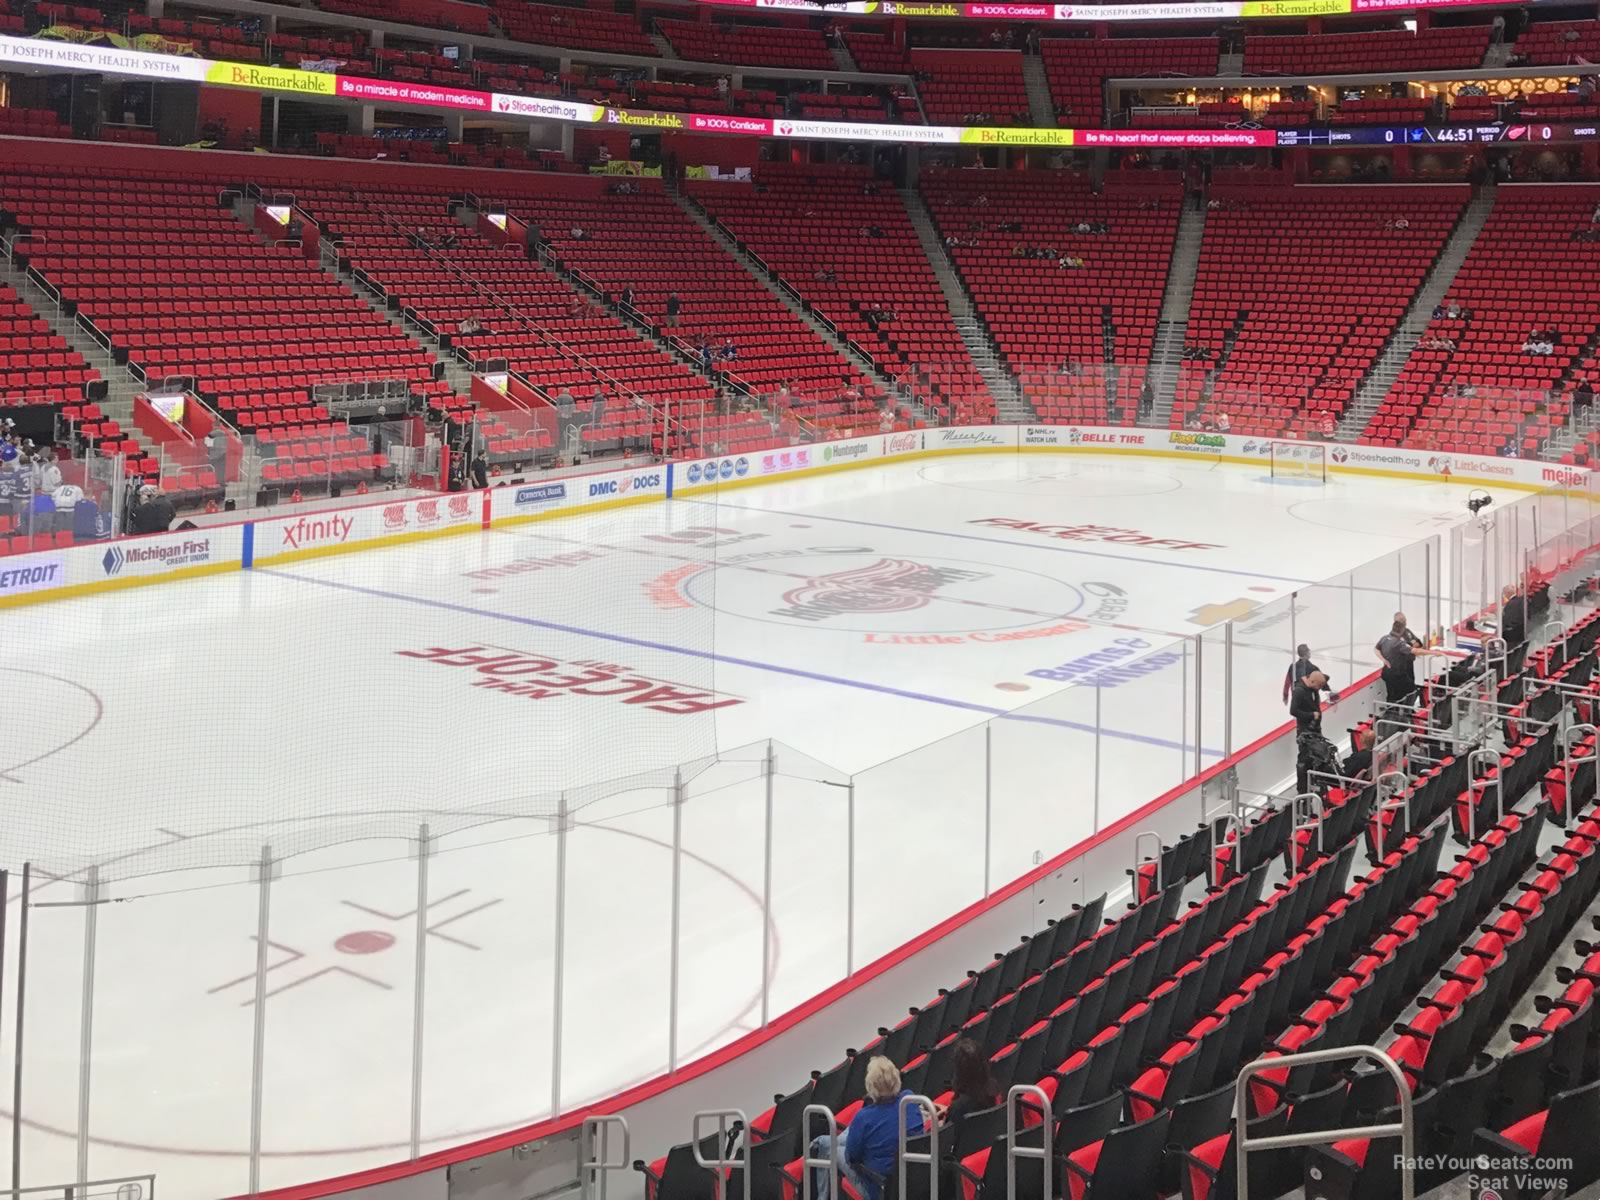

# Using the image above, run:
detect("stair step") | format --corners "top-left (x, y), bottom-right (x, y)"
top-left (1336, 185), bottom-right (1498, 442)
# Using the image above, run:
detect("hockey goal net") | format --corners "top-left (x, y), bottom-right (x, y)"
top-left (1269, 441), bottom-right (1328, 482)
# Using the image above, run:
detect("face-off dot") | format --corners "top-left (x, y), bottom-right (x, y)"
top-left (335, 930), bottom-right (396, 955)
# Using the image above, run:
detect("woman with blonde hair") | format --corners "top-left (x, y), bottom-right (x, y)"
top-left (809, 1056), bottom-right (923, 1200)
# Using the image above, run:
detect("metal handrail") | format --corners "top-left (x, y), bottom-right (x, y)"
top-left (1209, 810), bottom-right (1242, 887)
top-left (0, 1176), bottom-right (156, 1199)
top-left (897, 1094), bottom-right (939, 1200)
top-left (691, 1109), bottom-right (747, 1200)
top-left (1374, 769), bottom-right (1410, 836)
top-left (1005, 1084), bottom-right (1051, 1200)
top-left (1290, 791), bottom-right (1324, 858)
top-left (800, 1105), bottom-right (839, 1200)
top-left (1234, 1046), bottom-right (1414, 1200)
top-left (580, 1115), bottom-right (630, 1200)
top-left (1132, 830), bottom-right (1163, 895)
top-left (1483, 634), bottom-right (1509, 684)
top-left (1465, 746), bottom-right (1505, 843)
top-left (1562, 723), bottom-right (1598, 816)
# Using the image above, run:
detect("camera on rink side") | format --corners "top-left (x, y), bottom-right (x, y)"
top-left (1467, 493), bottom-right (1494, 516)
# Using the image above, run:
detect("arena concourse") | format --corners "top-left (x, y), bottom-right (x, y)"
top-left (7, 1), bottom-right (1600, 1197)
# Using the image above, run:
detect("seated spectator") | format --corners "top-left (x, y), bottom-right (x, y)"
top-left (459, 317), bottom-right (482, 336)
top-left (1342, 727), bottom-right (1375, 781)
top-left (439, 232), bottom-right (459, 250)
top-left (719, 337), bottom-right (738, 362)
top-left (939, 1039), bottom-right (999, 1134)
top-left (569, 224), bottom-right (588, 241)
top-left (809, 1058), bottom-right (924, 1200)
top-left (1575, 376), bottom-right (1594, 418)
top-left (1215, 411), bottom-right (1231, 432)
top-left (1446, 298), bottom-right (1462, 319)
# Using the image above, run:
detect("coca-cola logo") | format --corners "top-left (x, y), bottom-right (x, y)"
top-left (383, 504), bottom-right (408, 532)
top-left (886, 432), bottom-right (920, 454)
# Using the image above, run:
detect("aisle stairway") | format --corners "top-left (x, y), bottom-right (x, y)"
top-left (1335, 184), bottom-right (1497, 440)
top-left (900, 186), bottom-right (1029, 421)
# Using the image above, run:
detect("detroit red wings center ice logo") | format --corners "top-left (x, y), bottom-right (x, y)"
top-left (774, 557), bottom-right (989, 623)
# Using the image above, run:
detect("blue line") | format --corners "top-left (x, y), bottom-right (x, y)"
top-left (257, 567), bottom-right (1219, 757)
top-left (666, 461), bottom-right (675, 499)
top-left (675, 497), bottom-right (1319, 585)
top-left (241, 521), bottom-right (254, 570)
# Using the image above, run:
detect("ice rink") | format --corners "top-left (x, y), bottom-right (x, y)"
top-left (0, 452), bottom-right (1493, 1197)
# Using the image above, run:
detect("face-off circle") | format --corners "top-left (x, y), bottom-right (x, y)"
top-left (675, 549), bottom-right (1086, 635)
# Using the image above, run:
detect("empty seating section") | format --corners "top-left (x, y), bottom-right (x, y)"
top-left (910, 50), bottom-right (1029, 125)
top-left (295, 181), bottom-right (718, 455)
top-left (919, 170), bottom-right (1178, 423)
top-left (1514, 19), bottom-right (1600, 65)
top-left (1243, 26), bottom-right (1490, 74)
top-left (1366, 186), bottom-right (1600, 453)
top-left (1, 166), bottom-right (434, 446)
top-left (372, 46), bottom-right (471, 85)
top-left (521, 186), bottom-right (884, 432)
top-left (0, 283), bottom-right (96, 406)
top-left (658, 19), bottom-right (833, 71)
top-left (686, 164), bottom-right (990, 421)
top-left (1042, 37), bottom-right (1218, 128)
top-left (274, 29), bottom-right (371, 74)
top-left (0, 106), bottom-right (70, 140)
top-left (1330, 96), bottom-right (1434, 126)
top-left (492, 2), bottom-right (656, 56)
top-left (844, 29), bottom-right (909, 74)
top-left (318, 0), bottom-right (491, 35)
top-left (1518, 89), bottom-right (1600, 122)
top-left (1181, 186), bottom-right (1464, 437)
top-left (123, 11), bottom-right (264, 59)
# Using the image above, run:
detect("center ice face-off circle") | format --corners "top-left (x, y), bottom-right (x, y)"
top-left (676, 548), bottom-right (1086, 635)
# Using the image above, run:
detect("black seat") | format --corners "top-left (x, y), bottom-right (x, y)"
top-left (635, 1130), bottom-right (726, 1200)
top-left (1059, 1109), bottom-right (1172, 1199)
top-left (1473, 1076), bottom-right (1600, 1200)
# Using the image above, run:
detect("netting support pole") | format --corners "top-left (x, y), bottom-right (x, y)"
top-left (668, 770), bottom-right (684, 1072)
top-left (846, 778), bottom-right (856, 976)
top-left (983, 724), bottom-right (993, 897)
top-left (762, 742), bottom-right (775, 1028)
top-left (1181, 641), bottom-right (1190, 788)
top-left (1290, 592), bottom-right (1298, 657)
top-left (1224, 621), bottom-right (1235, 758)
top-left (1193, 635), bottom-right (1204, 791)
top-left (248, 844), bottom-right (275, 1196)
top-left (551, 794), bottom-right (569, 1119)
top-left (1092, 689), bottom-right (1102, 832)
top-left (1347, 573), bottom-right (1356, 683)
top-left (11, 861), bottom-right (29, 1196)
top-left (409, 824), bottom-right (430, 1158)
top-left (1424, 539), bottom-right (1435, 649)
top-left (74, 865), bottom-right (100, 1190)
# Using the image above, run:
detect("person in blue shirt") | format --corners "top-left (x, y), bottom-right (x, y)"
top-left (810, 1057), bottom-right (924, 1200)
